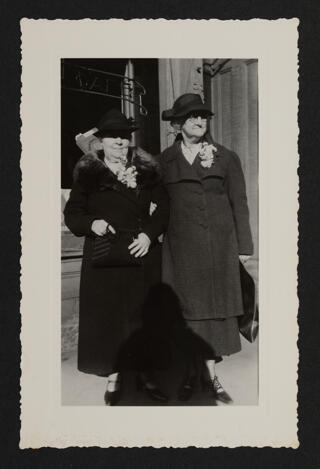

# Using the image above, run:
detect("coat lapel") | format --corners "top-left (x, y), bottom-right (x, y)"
top-left (163, 142), bottom-right (226, 184)
top-left (113, 179), bottom-right (142, 209)
top-left (193, 136), bottom-right (226, 180)
top-left (196, 152), bottom-right (226, 180)
top-left (163, 142), bottom-right (201, 184)
top-left (97, 159), bottom-right (141, 208)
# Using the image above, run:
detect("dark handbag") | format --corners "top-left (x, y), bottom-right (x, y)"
top-left (91, 229), bottom-right (143, 267)
top-left (238, 261), bottom-right (259, 343)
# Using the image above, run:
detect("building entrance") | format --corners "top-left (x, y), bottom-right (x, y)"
top-left (61, 58), bottom-right (160, 189)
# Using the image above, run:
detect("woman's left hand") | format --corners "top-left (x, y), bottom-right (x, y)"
top-left (128, 233), bottom-right (151, 258)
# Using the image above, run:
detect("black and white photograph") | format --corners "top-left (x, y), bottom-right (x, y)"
top-left (20, 19), bottom-right (298, 448)
top-left (60, 58), bottom-right (259, 406)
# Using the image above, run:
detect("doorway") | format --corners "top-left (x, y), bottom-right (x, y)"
top-left (61, 58), bottom-right (160, 189)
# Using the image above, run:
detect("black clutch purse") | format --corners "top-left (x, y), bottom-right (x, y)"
top-left (91, 229), bottom-right (143, 267)
top-left (238, 261), bottom-right (259, 343)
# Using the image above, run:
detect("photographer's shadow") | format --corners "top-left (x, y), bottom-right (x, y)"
top-left (117, 283), bottom-right (217, 405)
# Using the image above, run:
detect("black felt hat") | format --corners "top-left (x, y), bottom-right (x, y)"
top-left (162, 93), bottom-right (213, 121)
top-left (94, 109), bottom-right (139, 138)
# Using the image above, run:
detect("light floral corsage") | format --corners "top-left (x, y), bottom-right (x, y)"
top-left (117, 165), bottom-right (138, 188)
top-left (198, 142), bottom-right (217, 168)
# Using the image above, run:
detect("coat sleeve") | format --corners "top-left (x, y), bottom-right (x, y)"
top-left (226, 151), bottom-right (254, 255)
top-left (63, 182), bottom-right (97, 237)
top-left (141, 183), bottom-right (170, 242)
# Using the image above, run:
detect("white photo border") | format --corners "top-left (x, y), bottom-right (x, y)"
top-left (20, 18), bottom-right (299, 448)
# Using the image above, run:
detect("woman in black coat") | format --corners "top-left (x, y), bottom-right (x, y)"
top-left (64, 109), bottom-right (169, 405)
top-left (161, 94), bottom-right (253, 403)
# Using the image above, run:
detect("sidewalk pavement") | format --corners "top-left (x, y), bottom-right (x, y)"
top-left (61, 336), bottom-right (258, 406)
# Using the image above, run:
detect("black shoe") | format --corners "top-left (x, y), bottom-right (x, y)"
top-left (178, 377), bottom-right (195, 401)
top-left (104, 377), bottom-right (121, 406)
top-left (136, 376), bottom-right (169, 403)
top-left (203, 376), bottom-right (233, 404)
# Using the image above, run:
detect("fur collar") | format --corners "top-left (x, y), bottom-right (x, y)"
top-left (73, 147), bottom-right (161, 193)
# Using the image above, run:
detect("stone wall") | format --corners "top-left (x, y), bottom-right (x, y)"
top-left (205, 59), bottom-right (259, 265)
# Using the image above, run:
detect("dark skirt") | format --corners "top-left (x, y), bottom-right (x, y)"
top-left (78, 265), bottom-right (144, 376)
top-left (186, 317), bottom-right (241, 359)
top-left (166, 316), bottom-right (241, 373)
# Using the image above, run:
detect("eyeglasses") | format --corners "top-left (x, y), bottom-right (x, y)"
top-left (186, 114), bottom-right (210, 123)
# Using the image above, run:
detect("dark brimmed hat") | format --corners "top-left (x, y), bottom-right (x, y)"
top-left (94, 109), bottom-right (139, 138)
top-left (162, 93), bottom-right (213, 121)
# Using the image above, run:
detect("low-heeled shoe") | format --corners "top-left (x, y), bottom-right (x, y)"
top-left (203, 376), bottom-right (233, 404)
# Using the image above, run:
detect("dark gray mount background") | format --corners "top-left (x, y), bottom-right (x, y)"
top-left (1, 0), bottom-right (319, 467)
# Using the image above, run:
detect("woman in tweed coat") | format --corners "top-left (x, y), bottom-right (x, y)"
top-left (161, 94), bottom-right (253, 403)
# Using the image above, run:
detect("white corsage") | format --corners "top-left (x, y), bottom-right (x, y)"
top-left (117, 165), bottom-right (138, 188)
top-left (198, 142), bottom-right (217, 168)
